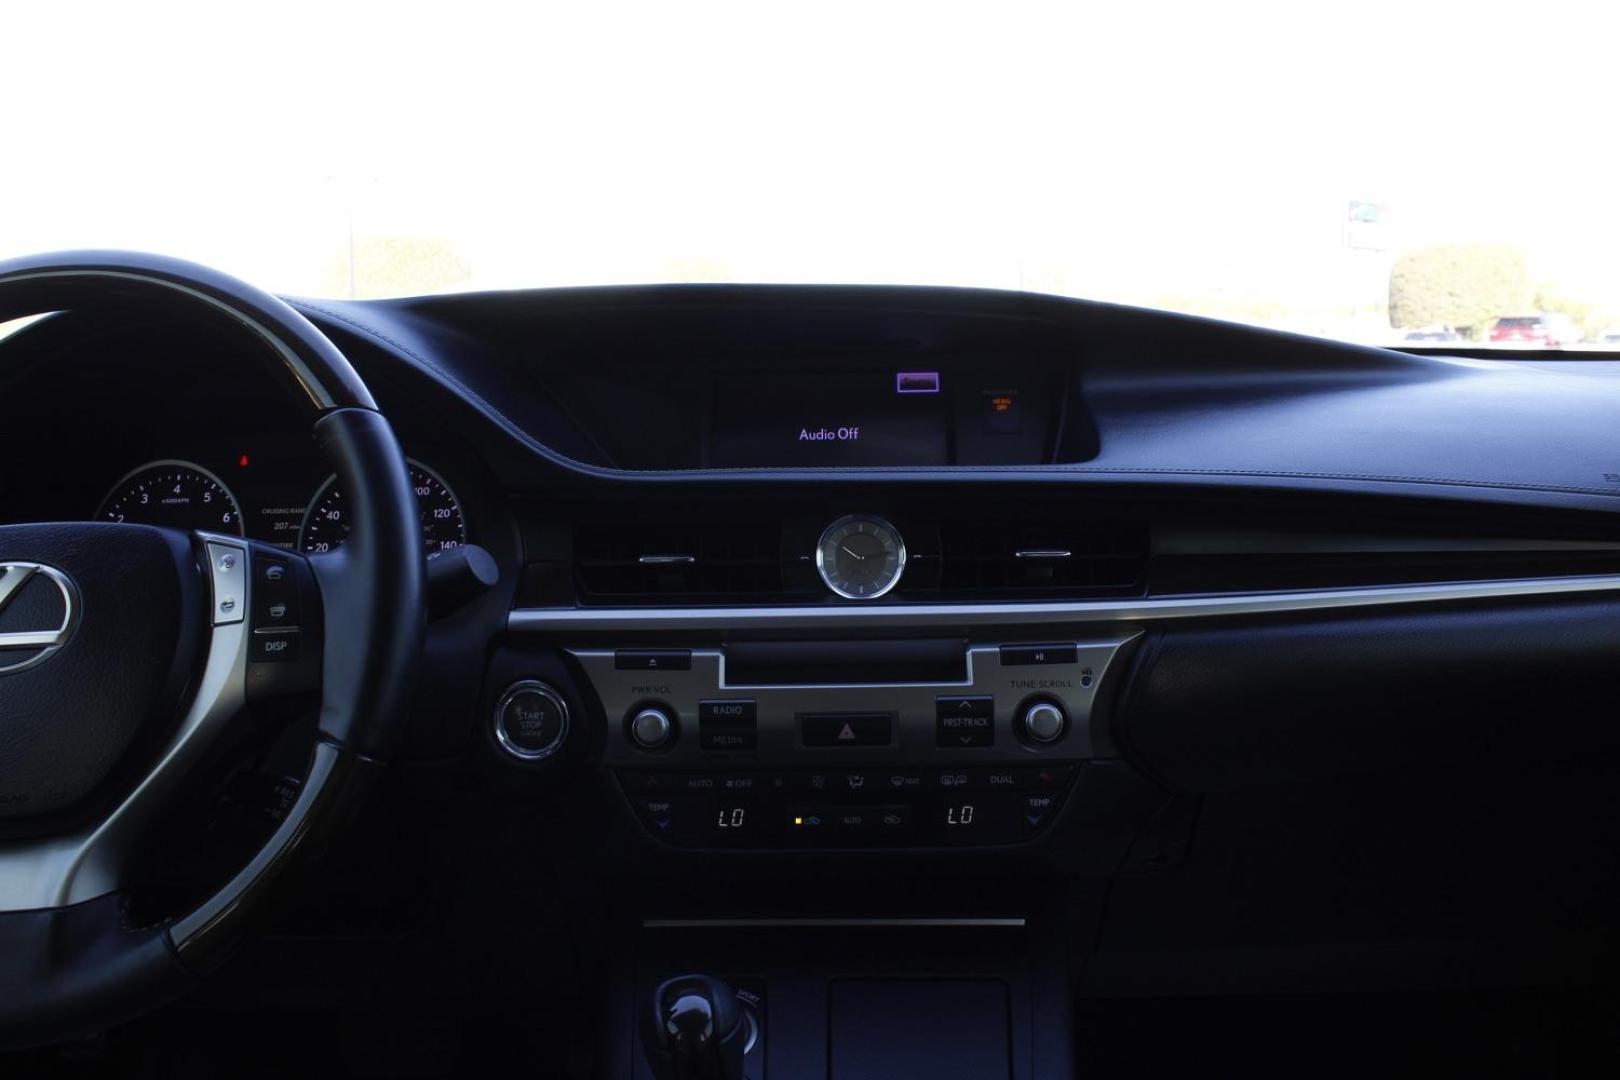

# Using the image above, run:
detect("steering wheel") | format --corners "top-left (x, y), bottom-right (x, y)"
top-left (0, 252), bottom-right (425, 1048)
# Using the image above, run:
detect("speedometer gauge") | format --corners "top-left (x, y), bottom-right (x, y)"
top-left (96, 460), bottom-right (245, 536)
top-left (299, 460), bottom-right (466, 558)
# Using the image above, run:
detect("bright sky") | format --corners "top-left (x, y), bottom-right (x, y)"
top-left (5, 1), bottom-right (1619, 335)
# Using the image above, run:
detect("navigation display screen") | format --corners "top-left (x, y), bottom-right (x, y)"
top-left (709, 370), bottom-right (949, 467)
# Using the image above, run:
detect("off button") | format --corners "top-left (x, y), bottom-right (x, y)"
top-left (493, 681), bottom-right (571, 762)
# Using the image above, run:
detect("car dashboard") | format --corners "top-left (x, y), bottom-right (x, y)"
top-left (4, 283), bottom-right (1620, 1076)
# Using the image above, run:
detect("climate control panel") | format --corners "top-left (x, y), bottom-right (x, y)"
top-left (620, 763), bottom-right (1075, 849)
top-left (568, 634), bottom-right (1138, 849)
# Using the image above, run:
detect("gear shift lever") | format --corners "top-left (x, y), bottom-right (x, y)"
top-left (640, 974), bottom-right (749, 1080)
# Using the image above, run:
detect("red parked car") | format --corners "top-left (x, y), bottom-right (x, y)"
top-left (1490, 314), bottom-right (1583, 346)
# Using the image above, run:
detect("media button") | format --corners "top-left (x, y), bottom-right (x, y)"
top-left (699, 699), bottom-right (758, 751)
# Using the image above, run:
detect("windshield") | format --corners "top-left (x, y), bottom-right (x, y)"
top-left (9, 2), bottom-right (1617, 348)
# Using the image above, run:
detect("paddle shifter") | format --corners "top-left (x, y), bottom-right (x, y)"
top-left (641, 974), bottom-right (749, 1080)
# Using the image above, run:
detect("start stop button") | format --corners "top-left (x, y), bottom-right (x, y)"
top-left (493, 681), bottom-right (571, 762)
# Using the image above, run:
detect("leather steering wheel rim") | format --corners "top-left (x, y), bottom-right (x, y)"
top-left (0, 251), bottom-right (426, 1048)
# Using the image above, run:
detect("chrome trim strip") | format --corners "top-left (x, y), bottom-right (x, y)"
top-left (642, 917), bottom-right (1026, 929)
top-left (1014, 548), bottom-right (1072, 560)
top-left (639, 554), bottom-right (696, 565)
top-left (509, 574), bottom-right (1620, 633)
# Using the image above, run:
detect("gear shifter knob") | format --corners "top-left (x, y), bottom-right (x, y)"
top-left (641, 974), bottom-right (748, 1080)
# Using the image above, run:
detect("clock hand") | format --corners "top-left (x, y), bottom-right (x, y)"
top-left (841, 543), bottom-right (865, 561)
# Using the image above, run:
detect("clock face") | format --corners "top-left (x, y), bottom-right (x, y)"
top-left (815, 514), bottom-right (906, 599)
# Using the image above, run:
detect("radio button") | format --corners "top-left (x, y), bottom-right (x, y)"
top-left (700, 699), bottom-right (757, 722)
top-left (699, 699), bottom-right (758, 751)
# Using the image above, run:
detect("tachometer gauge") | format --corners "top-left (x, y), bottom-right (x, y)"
top-left (815, 514), bottom-right (906, 599)
top-left (96, 460), bottom-right (245, 536)
top-left (299, 460), bottom-right (466, 558)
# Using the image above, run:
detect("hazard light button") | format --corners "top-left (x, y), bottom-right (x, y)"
top-left (800, 712), bottom-right (894, 748)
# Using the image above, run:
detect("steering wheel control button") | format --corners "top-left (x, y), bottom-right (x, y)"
top-left (493, 681), bottom-right (571, 762)
top-left (935, 695), bottom-right (995, 747)
top-left (251, 628), bottom-right (301, 663)
top-left (800, 712), bottom-right (894, 748)
top-left (252, 554), bottom-right (300, 628)
top-left (699, 699), bottom-right (758, 751)
top-left (999, 642), bottom-right (1078, 666)
top-left (629, 705), bottom-right (678, 751)
top-left (1017, 700), bottom-right (1069, 746)
top-left (615, 649), bottom-right (692, 671)
top-left (205, 541), bottom-right (247, 625)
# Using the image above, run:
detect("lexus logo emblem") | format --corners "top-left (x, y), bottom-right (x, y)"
top-left (0, 562), bottom-right (80, 674)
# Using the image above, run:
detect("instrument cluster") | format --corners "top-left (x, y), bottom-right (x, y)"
top-left (94, 454), bottom-right (467, 557)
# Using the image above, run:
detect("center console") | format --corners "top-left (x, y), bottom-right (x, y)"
top-left (537, 635), bottom-right (1137, 850)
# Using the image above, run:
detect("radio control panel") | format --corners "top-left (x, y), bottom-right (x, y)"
top-left (568, 635), bottom-right (1138, 849)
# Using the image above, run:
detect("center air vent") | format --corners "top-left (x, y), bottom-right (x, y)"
top-left (569, 505), bottom-right (1150, 606)
top-left (574, 521), bottom-right (788, 603)
top-left (933, 515), bottom-right (1149, 598)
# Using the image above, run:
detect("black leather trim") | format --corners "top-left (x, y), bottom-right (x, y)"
top-left (1113, 596), bottom-right (1620, 793)
top-left (0, 894), bottom-right (190, 1051)
top-left (309, 408), bottom-right (426, 757)
top-left (168, 740), bottom-right (380, 972)
top-left (0, 250), bottom-right (375, 413)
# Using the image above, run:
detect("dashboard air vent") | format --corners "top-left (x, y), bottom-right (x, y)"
top-left (934, 515), bottom-right (1148, 598)
top-left (574, 520), bottom-right (787, 603)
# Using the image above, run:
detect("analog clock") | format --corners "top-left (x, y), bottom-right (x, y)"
top-left (815, 514), bottom-right (906, 599)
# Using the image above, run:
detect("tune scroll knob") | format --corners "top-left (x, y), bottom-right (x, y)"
top-left (1017, 700), bottom-right (1069, 745)
top-left (629, 705), bottom-right (677, 751)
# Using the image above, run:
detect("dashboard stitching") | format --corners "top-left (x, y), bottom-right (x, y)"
top-left (291, 301), bottom-right (1620, 501)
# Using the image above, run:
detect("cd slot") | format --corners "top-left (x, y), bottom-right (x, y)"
top-left (725, 639), bottom-right (967, 686)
